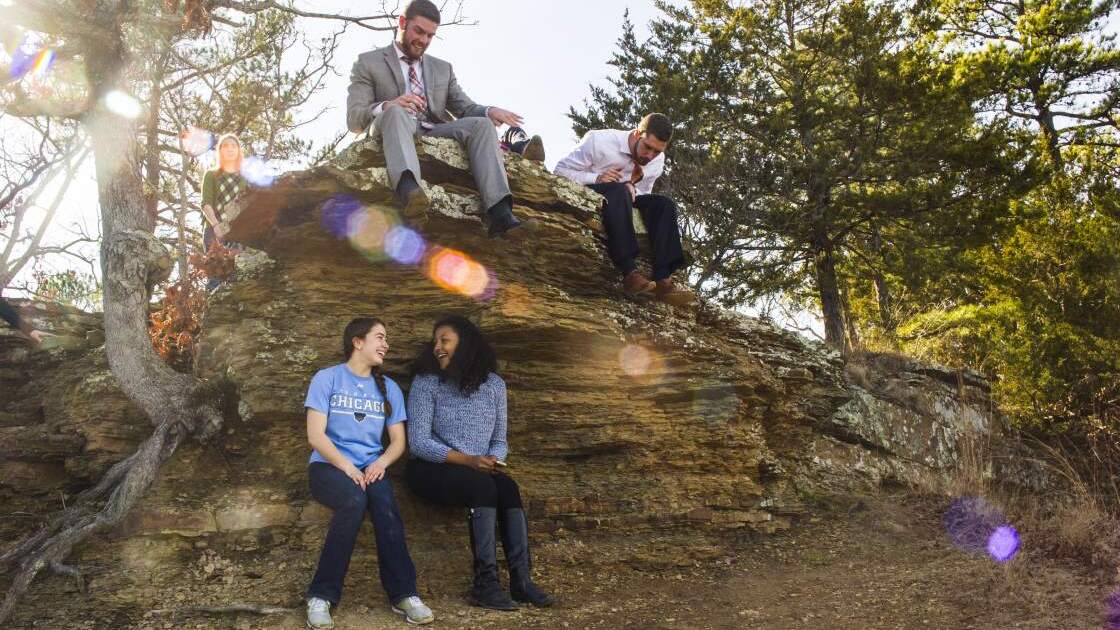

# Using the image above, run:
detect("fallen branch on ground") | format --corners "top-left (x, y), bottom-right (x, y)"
top-left (149, 603), bottom-right (298, 616)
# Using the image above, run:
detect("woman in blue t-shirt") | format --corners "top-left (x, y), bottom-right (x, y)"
top-left (302, 317), bottom-right (433, 629)
top-left (406, 315), bottom-right (554, 611)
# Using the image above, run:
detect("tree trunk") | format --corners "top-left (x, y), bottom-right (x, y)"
top-left (870, 224), bottom-right (895, 334)
top-left (176, 147), bottom-right (192, 285)
top-left (144, 55), bottom-right (165, 221)
top-left (87, 49), bottom-right (221, 431)
top-left (1033, 93), bottom-right (1063, 169)
top-left (0, 49), bottom-right (223, 624)
top-left (813, 238), bottom-right (849, 353)
top-left (839, 279), bottom-right (860, 352)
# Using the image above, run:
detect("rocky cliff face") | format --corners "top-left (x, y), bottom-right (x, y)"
top-left (0, 138), bottom-right (1002, 625)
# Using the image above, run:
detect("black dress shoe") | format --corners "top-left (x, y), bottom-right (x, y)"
top-left (395, 172), bottom-right (429, 222)
top-left (494, 217), bottom-right (540, 240)
top-left (485, 199), bottom-right (520, 237)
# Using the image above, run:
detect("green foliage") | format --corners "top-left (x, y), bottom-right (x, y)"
top-left (900, 165), bottom-right (1120, 432)
top-left (29, 269), bottom-right (100, 311)
top-left (572, 0), bottom-right (1018, 350)
top-left (926, 0), bottom-right (1120, 166)
top-left (581, 0), bottom-right (1120, 433)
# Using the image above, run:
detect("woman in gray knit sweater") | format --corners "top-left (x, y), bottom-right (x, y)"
top-left (406, 315), bottom-right (554, 611)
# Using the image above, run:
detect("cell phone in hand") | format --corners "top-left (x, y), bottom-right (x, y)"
top-left (494, 459), bottom-right (508, 468)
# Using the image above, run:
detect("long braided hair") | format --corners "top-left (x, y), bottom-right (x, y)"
top-left (342, 317), bottom-right (392, 420)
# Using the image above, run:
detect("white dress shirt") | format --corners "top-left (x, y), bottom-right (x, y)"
top-left (371, 43), bottom-right (427, 120)
top-left (553, 129), bottom-right (665, 196)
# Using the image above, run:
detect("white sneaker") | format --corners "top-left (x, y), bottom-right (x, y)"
top-left (392, 595), bottom-right (435, 625)
top-left (306, 597), bottom-right (334, 630)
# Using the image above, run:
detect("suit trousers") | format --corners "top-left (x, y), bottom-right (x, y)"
top-left (375, 106), bottom-right (511, 210)
top-left (589, 182), bottom-right (685, 281)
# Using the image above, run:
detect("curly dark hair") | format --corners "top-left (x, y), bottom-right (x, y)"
top-left (410, 315), bottom-right (497, 396)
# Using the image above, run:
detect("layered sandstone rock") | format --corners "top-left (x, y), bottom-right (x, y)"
top-left (0, 138), bottom-right (1005, 623)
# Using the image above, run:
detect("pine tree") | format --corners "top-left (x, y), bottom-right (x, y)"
top-left (572, 0), bottom-right (1014, 352)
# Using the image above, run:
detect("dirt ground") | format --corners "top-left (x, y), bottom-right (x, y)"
top-left (14, 493), bottom-right (1110, 629)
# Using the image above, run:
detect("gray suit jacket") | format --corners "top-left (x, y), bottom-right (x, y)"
top-left (346, 44), bottom-right (489, 133)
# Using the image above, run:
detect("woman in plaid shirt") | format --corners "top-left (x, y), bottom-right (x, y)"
top-left (200, 134), bottom-right (248, 289)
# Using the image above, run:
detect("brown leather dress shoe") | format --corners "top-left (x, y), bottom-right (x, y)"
top-left (521, 135), bottom-right (545, 163)
top-left (623, 270), bottom-right (656, 295)
top-left (655, 279), bottom-right (697, 306)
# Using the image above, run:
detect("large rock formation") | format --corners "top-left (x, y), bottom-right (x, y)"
top-left (0, 138), bottom-right (1003, 625)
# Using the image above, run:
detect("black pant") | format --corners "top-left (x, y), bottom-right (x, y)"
top-left (588, 182), bottom-right (685, 281)
top-left (406, 458), bottom-right (523, 509)
top-left (306, 463), bottom-right (419, 605)
top-left (0, 297), bottom-right (22, 331)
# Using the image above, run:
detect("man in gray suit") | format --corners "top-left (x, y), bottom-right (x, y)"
top-left (346, 0), bottom-right (532, 238)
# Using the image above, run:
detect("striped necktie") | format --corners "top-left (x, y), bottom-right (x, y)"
top-left (404, 59), bottom-right (433, 129)
top-left (630, 162), bottom-right (644, 186)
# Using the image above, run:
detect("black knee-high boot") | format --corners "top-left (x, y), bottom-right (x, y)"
top-left (467, 507), bottom-right (518, 610)
top-left (499, 508), bottom-right (555, 607)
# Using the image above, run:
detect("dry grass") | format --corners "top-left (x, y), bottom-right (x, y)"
top-left (914, 429), bottom-right (1120, 572)
top-left (1016, 438), bottom-right (1120, 569)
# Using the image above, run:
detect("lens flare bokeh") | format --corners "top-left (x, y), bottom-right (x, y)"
top-left (6, 37), bottom-right (43, 80)
top-left (103, 90), bottom-right (141, 119)
top-left (1103, 585), bottom-right (1120, 630)
top-left (179, 126), bottom-right (215, 157)
top-left (318, 195), bottom-right (404, 263)
top-left (240, 156), bottom-right (278, 187)
top-left (985, 525), bottom-right (1020, 563)
top-left (316, 196), bottom-right (495, 301)
top-left (942, 496), bottom-right (1021, 563)
top-left (349, 207), bottom-right (397, 262)
top-left (7, 51), bottom-right (88, 113)
top-left (384, 225), bottom-right (426, 265)
top-left (426, 247), bottom-right (496, 299)
top-left (619, 344), bottom-right (654, 378)
top-left (29, 49), bottom-right (54, 79)
top-left (320, 195), bottom-right (365, 238)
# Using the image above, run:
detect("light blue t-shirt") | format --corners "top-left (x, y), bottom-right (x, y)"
top-left (304, 363), bottom-right (406, 468)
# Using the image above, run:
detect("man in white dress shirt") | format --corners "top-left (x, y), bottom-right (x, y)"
top-left (554, 113), bottom-right (694, 306)
top-left (345, 0), bottom-right (534, 239)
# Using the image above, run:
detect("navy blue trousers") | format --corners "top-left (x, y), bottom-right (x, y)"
top-left (588, 182), bottom-right (685, 281)
top-left (306, 463), bottom-right (418, 605)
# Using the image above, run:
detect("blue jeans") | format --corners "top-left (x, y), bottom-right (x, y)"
top-left (306, 462), bottom-right (418, 604)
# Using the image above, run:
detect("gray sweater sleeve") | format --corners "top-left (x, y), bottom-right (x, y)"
top-left (407, 375), bottom-right (451, 463)
top-left (486, 377), bottom-right (509, 460)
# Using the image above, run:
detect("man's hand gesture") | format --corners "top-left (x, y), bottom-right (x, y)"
top-left (487, 107), bottom-right (524, 128)
top-left (596, 168), bottom-right (623, 184)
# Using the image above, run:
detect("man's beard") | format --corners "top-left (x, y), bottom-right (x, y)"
top-left (630, 137), bottom-right (651, 165)
top-left (400, 36), bottom-right (427, 60)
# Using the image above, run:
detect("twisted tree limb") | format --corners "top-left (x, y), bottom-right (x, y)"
top-left (0, 0), bottom-right (466, 623)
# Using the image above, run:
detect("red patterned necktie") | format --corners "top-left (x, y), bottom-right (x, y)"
top-left (405, 59), bottom-right (433, 129)
top-left (630, 162), bottom-right (644, 186)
